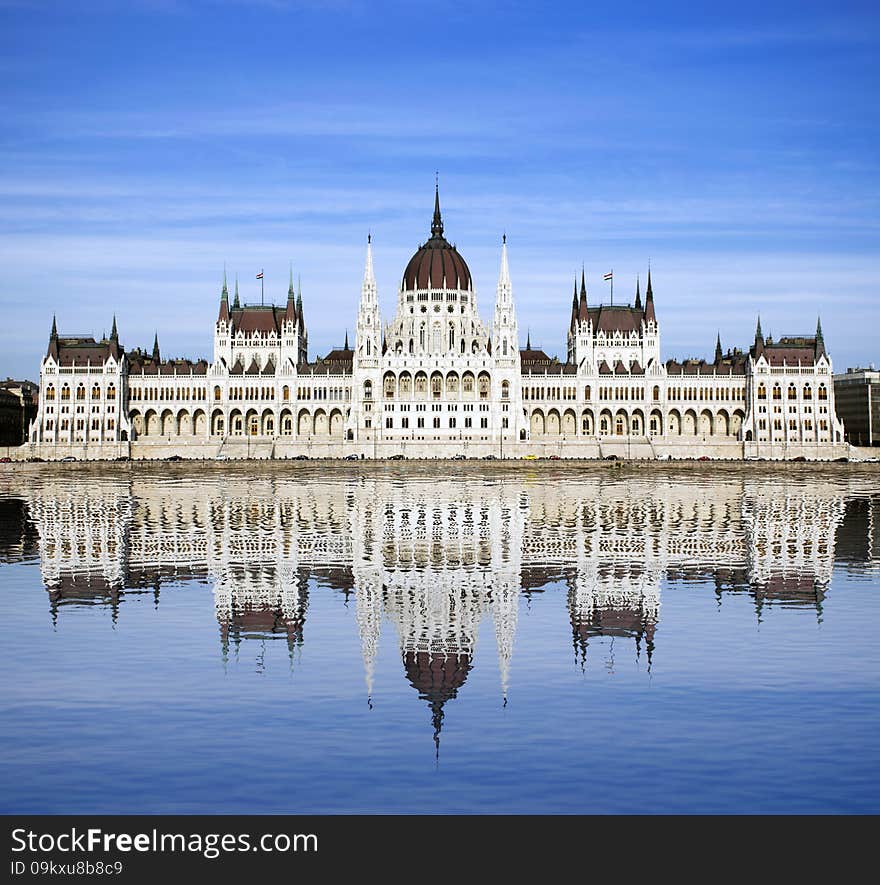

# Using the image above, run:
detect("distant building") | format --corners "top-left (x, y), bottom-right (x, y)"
top-left (0, 379), bottom-right (38, 447)
top-left (834, 367), bottom-right (880, 446)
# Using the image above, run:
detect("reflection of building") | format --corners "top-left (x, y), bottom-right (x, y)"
top-left (12, 470), bottom-right (875, 737)
top-left (834, 367), bottom-right (880, 447)
top-left (24, 186), bottom-right (846, 460)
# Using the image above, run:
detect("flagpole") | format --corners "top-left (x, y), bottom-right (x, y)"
top-left (611, 269), bottom-right (613, 306)
top-left (261, 268), bottom-right (264, 306)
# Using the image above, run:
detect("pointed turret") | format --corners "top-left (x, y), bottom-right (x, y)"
top-left (526, 329), bottom-right (531, 350)
top-left (754, 315), bottom-right (764, 358)
top-left (578, 268), bottom-right (588, 321)
top-left (430, 180), bottom-right (443, 238)
top-left (815, 316), bottom-right (826, 358)
top-left (296, 276), bottom-right (305, 333)
top-left (714, 332), bottom-right (723, 363)
top-left (50, 314), bottom-right (58, 340)
top-left (570, 277), bottom-right (579, 333)
top-left (286, 262), bottom-right (297, 323)
top-left (152, 332), bottom-right (160, 362)
top-left (233, 274), bottom-right (240, 309)
top-left (492, 233), bottom-right (518, 361)
top-left (644, 267), bottom-right (656, 324)
top-left (110, 314), bottom-right (118, 341)
top-left (635, 275), bottom-right (642, 310)
top-left (344, 329), bottom-right (350, 351)
top-left (219, 268), bottom-right (230, 322)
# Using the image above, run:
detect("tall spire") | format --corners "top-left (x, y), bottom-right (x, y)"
top-left (526, 328), bottom-right (531, 350)
top-left (498, 233), bottom-right (510, 290)
top-left (222, 265), bottom-right (228, 299)
top-left (288, 261), bottom-right (295, 298)
top-left (815, 315), bottom-right (825, 357)
top-left (363, 232), bottom-right (376, 292)
top-left (578, 267), bottom-right (588, 320)
top-left (50, 314), bottom-right (57, 340)
top-left (755, 315), bottom-right (763, 343)
top-left (430, 177), bottom-right (444, 238)
top-left (233, 274), bottom-right (240, 309)
top-left (635, 275), bottom-right (642, 310)
top-left (644, 266), bottom-right (656, 324)
top-left (715, 331), bottom-right (722, 363)
top-left (344, 329), bottom-right (349, 350)
top-left (152, 331), bottom-right (160, 362)
top-left (296, 274), bottom-right (304, 332)
top-left (110, 314), bottom-right (118, 341)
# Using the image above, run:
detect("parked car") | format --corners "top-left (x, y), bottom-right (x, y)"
top-left (165, 455), bottom-right (183, 461)
top-left (834, 457), bottom-right (849, 463)
top-left (26, 457), bottom-right (44, 462)
top-left (697, 455), bottom-right (711, 461)
top-left (292, 455), bottom-right (309, 460)
top-left (60, 456), bottom-right (76, 462)
top-left (344, 453), bottom-right (360, 461)
top-left (388, 454), bottom-right (405, 460)
top-left (114, 456), bottom-right (130, 462)
top-left (452, 454), bottom-right (467, 460)
top-left (214, 454), bottom-right (228, 460)
top-left (523, 454), bottom-right (538, 460)
top-left (791, 455), bottom-right (807, 462)
top-left (549, 455), bottom-right (561, 460)
top-left (482, 455), bottom-right (497, 460)
top-left (0, 457), bottom-right (11, 463)
top-left (604, 454), bottom-right (619, 461)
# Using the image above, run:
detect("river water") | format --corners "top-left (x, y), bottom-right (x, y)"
top-left (1, 462), bottom-right (878, 813)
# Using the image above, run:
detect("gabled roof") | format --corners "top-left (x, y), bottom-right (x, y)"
top-left (230, 305), bottom-right (287, 336)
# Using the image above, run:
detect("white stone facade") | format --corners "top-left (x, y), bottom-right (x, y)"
top-left (22, 190), bottom-right (847, 460)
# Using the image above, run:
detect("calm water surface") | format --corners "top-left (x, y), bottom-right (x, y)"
top-left (1, 462), bottom-right (878, 814)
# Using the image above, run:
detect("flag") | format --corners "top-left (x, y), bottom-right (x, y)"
top-left (256, 272), bottom-right (263, 279)
top-left (603, 272), bottom-right (613, 281)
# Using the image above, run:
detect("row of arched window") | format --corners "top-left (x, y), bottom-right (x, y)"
top-left (757, 382), bottom-right (826, 401)
top-left (46, 383), bottom-right (117, 402)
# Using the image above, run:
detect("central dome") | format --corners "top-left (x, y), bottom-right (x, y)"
top-left (401, 187), bottom-right (472, 292)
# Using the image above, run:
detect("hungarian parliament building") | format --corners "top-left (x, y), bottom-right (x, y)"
top-left (22, 187), bottom-right (846, 459)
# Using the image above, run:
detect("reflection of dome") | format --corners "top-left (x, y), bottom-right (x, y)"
top-left (403, 650), bottom-right (472, 753)
top-left (401, 186), bottom-right (472, 292)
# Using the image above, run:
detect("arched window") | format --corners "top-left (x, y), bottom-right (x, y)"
top-left (463, 375), bottom-right (474, 393)
top-left (788, 384), bottom-right (797, 399)
top-left (106, 384), bottom-right (116, 399)
top-left (653, 385), bottom-right (660, 401)
top-left (364, 380), bottom-right (372, 399)
top-left (585, 385), bottom-right (591, 401)
top-left (366, 339), bottom-right (371, 355)
top-left (282, 386), bottom-right (290, 401)
top-left (757, 383), bottom-right (767, 400)
top-left (818, 384), bottom-right (827, 400)
top-left (501, 380), bottom-right (510, 399)
top-left (419, 326), bottom-right (425, 348)
top-left (46, 385), bottom-right (55, 401)
top-left (431, 375), bottom-right (442, 397)
top-left (92, 384), bottom-right (100, 398)
top-left (61, 385), bottom-right (70, 401)
top-left (772, 384), bottom-right (782, 400)
top-left (409, 339), bottom-right (414, 354)
top-left (478, 375), bottom-right (490, 399)
top-left (804, 384), bottom-right (812, 400)
top-left (76, 385), bottom-right (86, 401)
top-left (460, 339), bottom-right (465, 354)
top-left (384, 375), bottom-right (395, 398)
top-left (503, 338), bottom-right (508, 355)
top-left (449, 325), bottom-right (455, 351)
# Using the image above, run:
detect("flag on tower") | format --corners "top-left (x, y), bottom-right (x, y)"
top-left (255, 272), bottom-right (264, 279)
top-left (603, 272), bottom-right (613, 281)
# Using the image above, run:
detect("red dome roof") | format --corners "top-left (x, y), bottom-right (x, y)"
top-left (401, 187), bottom-right (472, 292)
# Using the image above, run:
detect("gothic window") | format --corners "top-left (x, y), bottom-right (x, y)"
top-left (108, 384), bottom-right (116, 399)
top-left (433, 416), bottom-right (440, 429)
top-left (409, 339), bottom-right (414, 354)
top-left (420, 326), bottom-right (425, 348)
top-left (804, 384), bottom-right (812, 400)
top-left (503, 338), bottom-right (508, 355)
top-left (449, 325), bottom-right (455, 350)
top-left (501, 380), bottom-right (510, 399)
top-left (463, 374), bottom-right (474, 394)
top-left (364, 380), bottom-right (372, 399)
top-left (384, 375), bottom-right (395, 398)
top-left (46, 385), bottom-right (55, 401)
top-left (478, 374), bottom-right (490, 400)
top-left (653, 385), bottom-right (660, 401)
top-left (76, 385), bottom-right (86, 401)
top-left (585, 385), bottom-right (591, 401)
top-left (460, 339), bottom-right (465, 354)
top-left (757, 383), bottom-right (767, 400)
top-left (818, 384), bottom-right (827, 400)
top-left (432, 375), bottom-right (442, 398)
top-left (772, 384), bottom-right (782, 401)
top-left (788, 384), bottom-right (797, 399)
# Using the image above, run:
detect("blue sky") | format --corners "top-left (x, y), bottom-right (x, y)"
top-left (1, 0), bottom-right (878, 378)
